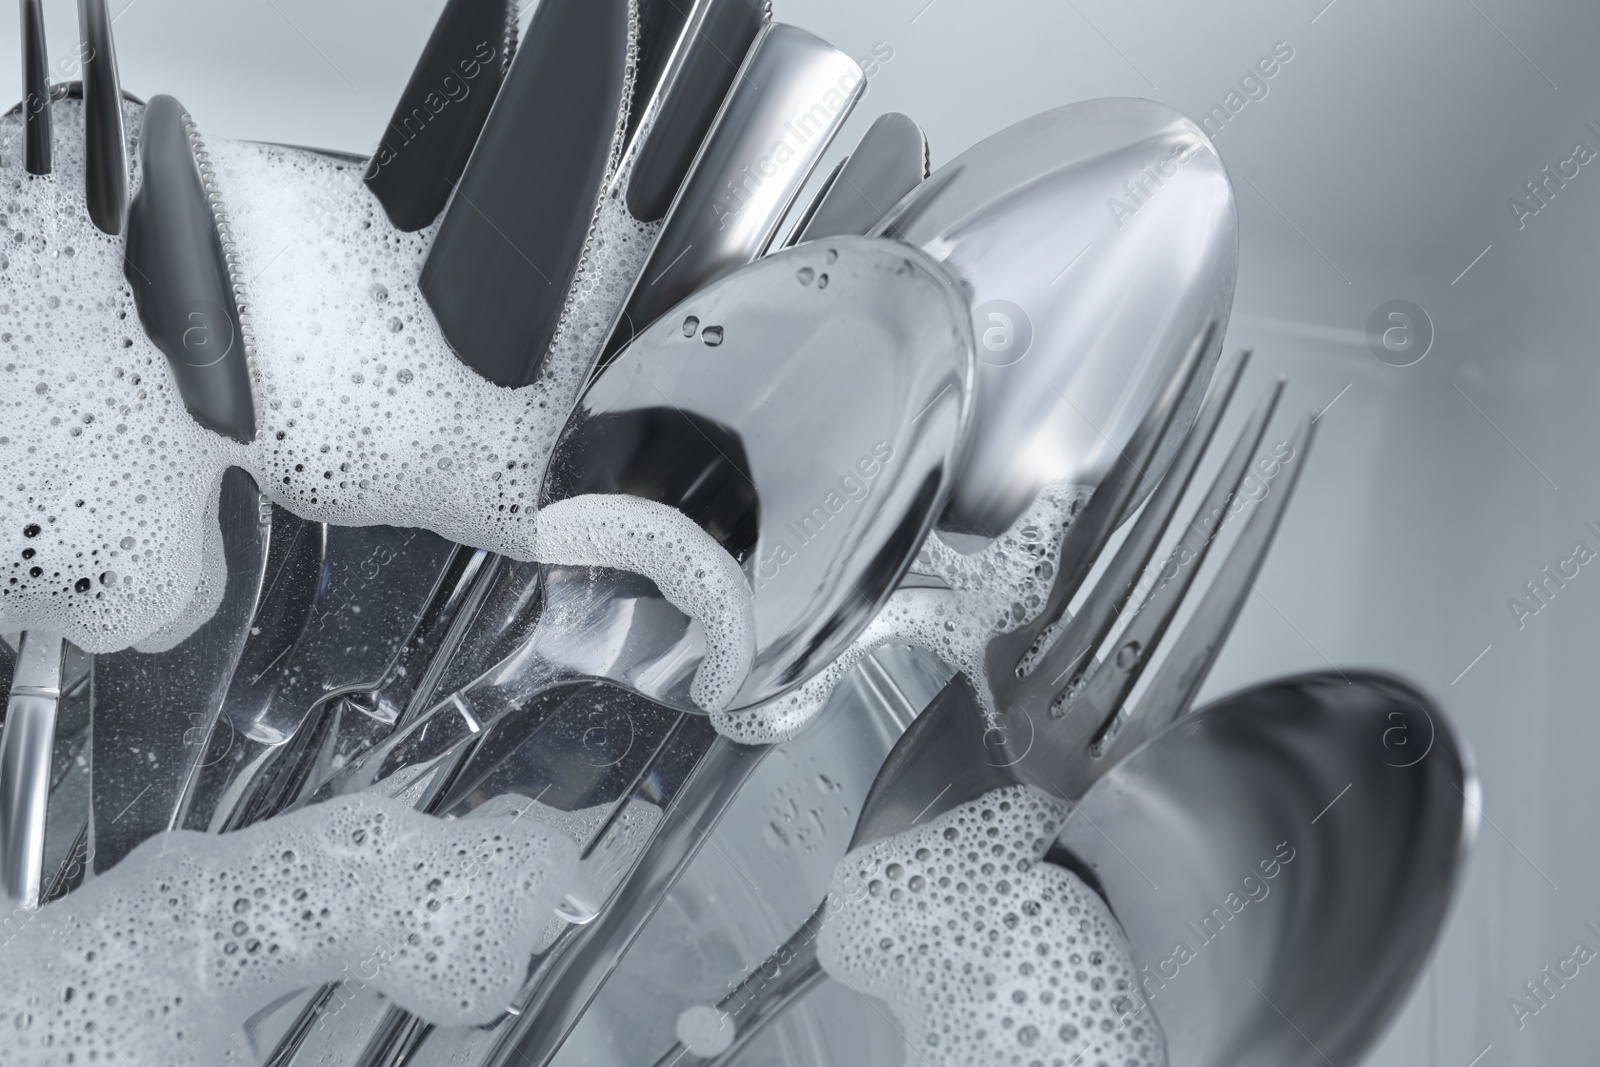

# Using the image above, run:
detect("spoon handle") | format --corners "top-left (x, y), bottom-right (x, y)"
top-left (650, 901), bottom-right (830, 1067)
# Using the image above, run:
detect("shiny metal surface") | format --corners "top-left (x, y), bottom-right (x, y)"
top-left (621, 0), bottom-right (770, 223)
top-left (87, 468), bottom-right (271, 873)
top-left (370, 227), bottom-right (970, 1067)
top-left (875, 97), bottom-right (1237, 538)
top-left (794, 111), bottom-right (927, 243)
top-left (474, 736), bottom-right (770, 1066)
top-left (1060, 671), bottom-right (1475, 1067)
top-left (554, 235), bottom-right (972, 709)
top-left (0, 628), bottom-right (63, 908)
top-left (648, 340), bottom-right (1316, 1063)
top-left (263, 236), bottom-right (970, 1066)
top-left (660, 668), bottom-right (1468, 1067)
top-left (77, 0), bottom-right (125, 234)
top-left (174, 523), bottom-right (462, 833)
top-left (307, 237), bottom-right (972, 792)
top-left (555, 643), bottom-right (948, 1067)
top-left (604, 24), bottom-right (864, 361)
top-left (858, 405), bottom-right (1315, 846)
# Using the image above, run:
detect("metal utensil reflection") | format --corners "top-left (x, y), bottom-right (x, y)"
top-left (644, 333), bottom-right (1314, 1064)
top-left (662, 672), bottom-right (1473, 1067)
top-left (875, 97), bottom-right (1238, 541)
top-left (600, 23), bottom-right (865, 365)
top-left (788, 111), bottom-right (928, 245)
top-left (310, 237), bottom-right (972, 796)
top-left (1056, 671), bottom-right (1475, 1067)
top-left (87, 468), bottom-right (272, 875)
top-left (203, 2), bottom-right (801, 835)
top-left (266, 236), bottom-right (972, 1067)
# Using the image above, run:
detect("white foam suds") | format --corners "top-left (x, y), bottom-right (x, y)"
top-left (817, 785), bottom-right (1167, 1067)
top-left (0, 101), bottom-right (756, 710)
top-left (716, 482), bottom-right (1093, 743)
top-left (0, 792), bottom-right (578, 1066)
top-left (532, 496), bottom-right (754, 712)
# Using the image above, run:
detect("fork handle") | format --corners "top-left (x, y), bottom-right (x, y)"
top-left (652, 900), bottom-right (830, 1067)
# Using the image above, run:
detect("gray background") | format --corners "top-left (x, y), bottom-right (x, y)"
top-left (5, 0), bottom-right (1598, 1063)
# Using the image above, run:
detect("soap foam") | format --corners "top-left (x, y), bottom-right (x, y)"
top-left (532, 495), bottom-right (754, 713)
top-left (0, 792), bottom-right (577, 1066)
top-left (717, 482), bottom-right (1093, 743)
top-left (0, 102), bottom-right (750, 710)
top-left (817, 785), bottom-right (1167, 1067)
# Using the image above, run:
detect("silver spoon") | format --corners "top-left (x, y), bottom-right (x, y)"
top-left (257, 234), bottom-right (972, 1065)
top-left (665, 666), bottom-right (1471, 1067)
top-left (876, 97), bottom-right (1238, 542)
top-left (476, 100), bottom-right (1245, 1067)
top-left (647, 336), bottom-right (1314, 1065)
top-left (308, 234), bottom-right (972, 799)
top-left (188, 6), bottom-right (857, 839)
top-left (1054, 670), bottom-right (1475, 1067)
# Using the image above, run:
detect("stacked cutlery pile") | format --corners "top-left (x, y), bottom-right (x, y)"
top-left (0, 2), bottom-right (1475, 1066)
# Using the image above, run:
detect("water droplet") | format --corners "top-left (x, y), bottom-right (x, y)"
top-left (681, 315), bottom-right (699, 337)
top-left (796, 266), bottom-right (815, 285)
top-left (816, 273), bottom-right (829, 289)
top-left (701, 326), bottom-right (724, 347)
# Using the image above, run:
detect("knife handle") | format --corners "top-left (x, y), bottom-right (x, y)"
top-left (124, 96), bottom-right (256, 443)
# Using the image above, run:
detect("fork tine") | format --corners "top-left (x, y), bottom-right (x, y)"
top-left (1099, 410), bottom-right (1317, 764)
top-left (21, 0), bottom-right (51, 176)
top-left (1002, 318), bottom-right (1219, 674)
top-left (79, 0), bottom-right (128, 233)
top-left (1021, 348), bottom-right (1251, 688)
top-left (1062, 376), bottom-right (1287, 734)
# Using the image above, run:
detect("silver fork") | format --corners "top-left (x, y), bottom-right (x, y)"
top-left (645, 332), bottom-right (1316, 1066)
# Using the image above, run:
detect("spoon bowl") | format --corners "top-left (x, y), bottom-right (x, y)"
top-left (541, 234), bottom-right (973, 712)
top-left (877, 97), bottom-right (1237, 540)
top-left (1060, 670), bottom-right (1476, 1067)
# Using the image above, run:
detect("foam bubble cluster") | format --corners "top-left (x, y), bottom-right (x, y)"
top-left (719, 482), bottom-right (1092, 743)
top-left (533, 495), bottom-right (754, 710)
top-left (0, 101), bottom-right (752, 708)
top-left (0, 792), bottom-right (577, 1066)
top-left (817, 785), bottom-right (1167, 1067)
top-left (0, 99), bottom-right (247, 651)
